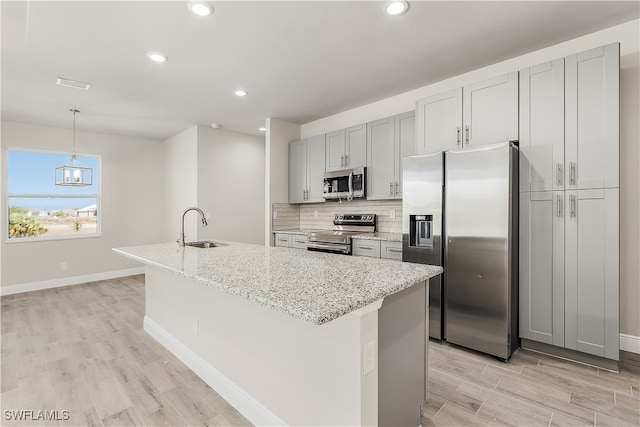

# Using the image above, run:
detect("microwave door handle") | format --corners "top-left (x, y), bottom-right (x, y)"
top-left (348, 171), bottom-right (353, 200)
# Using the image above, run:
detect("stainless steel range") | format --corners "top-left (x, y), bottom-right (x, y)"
top-left (307, 214), bottom-right (376, 255)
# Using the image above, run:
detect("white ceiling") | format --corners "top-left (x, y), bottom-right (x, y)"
top-left (2, 1), bottom-right (638, 140)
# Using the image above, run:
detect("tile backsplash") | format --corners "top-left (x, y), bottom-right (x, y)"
top-left (273, 200), bottom-right (402, 233)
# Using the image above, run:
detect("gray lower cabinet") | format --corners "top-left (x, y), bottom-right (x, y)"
top-left (352, 239), bottom-right (381, 258)
top-left (381, 241), bottom-right (403, 261)
top-left (274, 233), bottom-right (308, 250)
top-left (564, 188), bottom-right (619, 360)
top-left (519, 176), bottom-right (620, 360)
top-left (291, 235), bottom-right (308, 250)
top-left (274, 233), bottom-right (292, 247)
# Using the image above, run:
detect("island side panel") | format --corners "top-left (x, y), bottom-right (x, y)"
top-left (378, 280), bottom-right (428, 427)
top-left (143, 266), bottom-right (379, 426)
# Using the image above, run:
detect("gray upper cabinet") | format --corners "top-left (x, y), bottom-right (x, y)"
top-left (565, 44), bottom-right (619, 190)
top-left (325, 129), bottom-right (346, 172)
top-left (366, 112), bottom-right (415, 200)
top-left (519, 59), bottom-right (565, 193)
top-left (463, 72), bottom-right (519, 147)
top-left (416, 89), bottom-right (462, 153)
top-left (416, 72), bottom-right (518, 154)
top-left (288, 135), bottom-right (326, 204)
top-left (325, 124), bottom-right (366, 172)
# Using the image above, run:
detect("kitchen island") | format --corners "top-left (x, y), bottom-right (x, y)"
top-left (113, 242), bottom-right (442, 427)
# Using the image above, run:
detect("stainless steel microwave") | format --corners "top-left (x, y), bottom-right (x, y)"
top-left (323, 167), bottom-right (366, 200)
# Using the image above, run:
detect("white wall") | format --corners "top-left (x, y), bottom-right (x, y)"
top-left (197, 126), bottom-right (265, 245)
top-left (164, 126), bottom-right (198, 243)
top-left (1, 121), bottom-right (165, 288)
top-left (298, 19), bottom-right (640, 338)
top-left (264, 118), bottom-right (300, 245)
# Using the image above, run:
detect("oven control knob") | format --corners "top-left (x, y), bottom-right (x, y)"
top-left (338, 214), bottom-right (344, 220)
top-left (334, 215), bottom-right (338, 220)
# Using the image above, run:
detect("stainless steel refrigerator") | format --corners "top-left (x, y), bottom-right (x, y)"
top-left (402, 142), bottom-right (519, 360)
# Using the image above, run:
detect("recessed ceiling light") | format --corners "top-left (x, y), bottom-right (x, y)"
top-left (211, 124), bottom-right (221, 129)
top-left (188, 1), bottom-right (214, 16)
top-left (259, 127), bottom-right (266, 132)
top-left (234, 89), bottom-right (248, 97)
top-left (147, 51), bottom-right (168, 63)
top-left (56, 77), bottom-right (91, 91)
top-left (385, 1), bottom-right (409, 15)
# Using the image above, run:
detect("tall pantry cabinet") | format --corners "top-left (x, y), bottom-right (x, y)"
top-left (519, 43), bottom-right (620, 361)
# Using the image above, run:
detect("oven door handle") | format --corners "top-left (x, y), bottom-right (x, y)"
top-left (307, 242), bottom-right (351, 254)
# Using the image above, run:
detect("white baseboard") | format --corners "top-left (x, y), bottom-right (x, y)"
top-left (143, 316), bottom-right (287, 427)
top-left (620, 334), bottom-right (640, 354)
top-left (0, 267), bottom-right (145, 296)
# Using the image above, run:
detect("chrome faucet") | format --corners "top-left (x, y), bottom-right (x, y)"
top-left (178, 207), bottom-right (208, 247)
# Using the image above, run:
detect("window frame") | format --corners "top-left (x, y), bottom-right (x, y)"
top-left (4, 147), bottom-right (102, 243)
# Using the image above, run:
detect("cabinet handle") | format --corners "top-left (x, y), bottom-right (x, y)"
top-left (457, 127), bottom-right (461, 147)
top-left (345, 154), bottom-right (349, 166)
top-left (389, 182), bottom-right (394, 196)
top-left (570, 194), bottom-right (576, 218)
top-left (569, 162), bottom-right (576, 186)
top-left (387, 248), bottom-right (402, 253)
top-left (556, 164), bottom-right (563, 187)
top-left (340, 155), bottom-right (344, 168)
top-left (465, 125), bottom-right (469, 146)
top-left (295, 240), bottom-right (305, 244)
top-left (556, 195), bottom-right (563, 217)
top-left (395, 181), bottom-right (399, 196)
top-left (358, 246), bottom-right (373, 250)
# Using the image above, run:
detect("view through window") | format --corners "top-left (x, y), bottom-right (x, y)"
top-left (7, 149), bottom-right (100, 240)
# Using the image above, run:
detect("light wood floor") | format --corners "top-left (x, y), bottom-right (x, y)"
top-left (423, 338), bottom-right (640, 426)
top-left (1, 275), bottom-right (638, 427)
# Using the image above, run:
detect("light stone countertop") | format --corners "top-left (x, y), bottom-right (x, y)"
top-left (272, 229), bottom-right (322, 235)
top-left (113, 241), bottom-right (441, 325)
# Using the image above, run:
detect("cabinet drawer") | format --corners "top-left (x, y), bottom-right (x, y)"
top-left (352, 239), bottom-right (381, 258)
top-left (292, 236), bottom-right (308, 250)
top-left (274, 234), bottom-right (292, 247)
top-left (381, 241), bottom-right (402, 260)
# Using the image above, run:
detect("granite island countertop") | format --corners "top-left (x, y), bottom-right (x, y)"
top-left (113, 242), bottom-right (441, 325)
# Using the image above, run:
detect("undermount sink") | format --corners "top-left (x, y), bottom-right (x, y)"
top-left (185, 241), bottom-right (226, 248)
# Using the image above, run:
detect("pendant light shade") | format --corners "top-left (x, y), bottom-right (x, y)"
top-left (55, 109), bottom-right (93, 186)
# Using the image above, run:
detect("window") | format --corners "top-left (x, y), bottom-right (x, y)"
top-left (6, 149), bottom-right (100, 241)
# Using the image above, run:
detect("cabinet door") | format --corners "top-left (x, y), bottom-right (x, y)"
top-left (565, 188), bottom-right (619, 360)
top-left (274, 233), bottom-right (292, 247)
top-left (519, 191), bottom-right (565, 347)
top-left (463, 72), bottom-right (518, 147)
top-left (345, 124), bottom-right (367, 168)
top-left (519, 60), bottom-right (565, 192)
top-left (395, 111), bottom-right (415, 199)
top-left (306, 134), bottom-right (326, 202)
top-left (416, 88), bottom-right (462, 154)
top-left (325, 129), bottom-right (345, 172)
top-left (565, 43), bottom-right (619, 190)
top-left (289, 139), bottom-right (307, 204)
top-left (367, 117), bottom-right (396, 200)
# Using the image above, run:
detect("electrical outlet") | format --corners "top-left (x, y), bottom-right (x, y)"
top-left (60, 262), bottom-right (67, 270)
top-left (363, 340), bottom-right (376, 375)
top-left (314, 210), bottom-right (318, 218)
top-left (390, 210), bottom-right (396, 219)
top-left (273, 211), bottom-right (278, 220)
top-left (193, 318), bottom-right (199, 336)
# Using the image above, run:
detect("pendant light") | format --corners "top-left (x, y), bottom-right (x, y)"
top-left (55, 109), bottom-right (93, 186)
